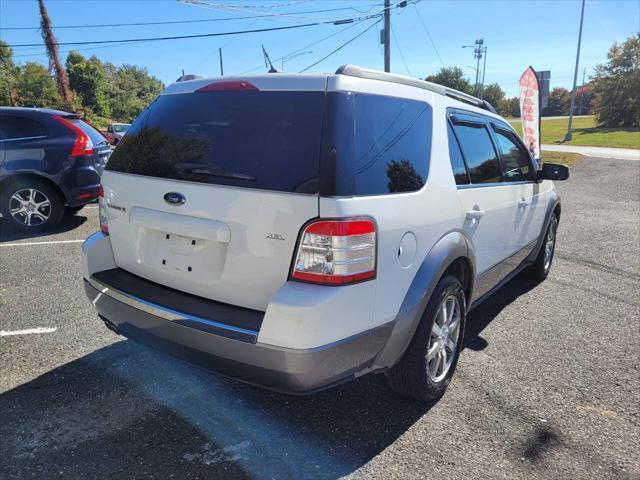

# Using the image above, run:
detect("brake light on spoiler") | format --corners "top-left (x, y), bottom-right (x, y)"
top-left (196, 80), bottom-right (259, 92)
top-left (291, 218), bottom-right (377, 285)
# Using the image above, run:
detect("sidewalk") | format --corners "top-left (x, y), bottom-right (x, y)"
top-left (542, 144), bottom-right (640, 160)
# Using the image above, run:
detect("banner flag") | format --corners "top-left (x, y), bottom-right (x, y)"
top-left (519, 66), bottom-right (541, 168)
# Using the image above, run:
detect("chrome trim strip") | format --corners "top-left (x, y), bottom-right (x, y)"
top-left (0, 135), bottom-right (47, 142)
top-left (87, 275), bottom-right (259, 339)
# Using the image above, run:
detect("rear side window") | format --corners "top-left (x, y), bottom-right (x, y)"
top-left (492, 127), bottom-right (532, 182)
top-left (451, 122), bottom-right (502, 184)
top-left (446, 122), bottom-right (470, 185)
top-left (107, 91), bottom-right (324, 194)
top-left (322, 92), bottom-right (432, 196)
top-left (0, 115), bottom-right (46, 140)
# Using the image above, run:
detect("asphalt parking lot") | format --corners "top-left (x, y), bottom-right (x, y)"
top-left (1, 156), bottom-right (638, 479)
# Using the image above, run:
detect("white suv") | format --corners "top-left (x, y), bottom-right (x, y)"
top-left (82, 66), bottom-right (568, 402)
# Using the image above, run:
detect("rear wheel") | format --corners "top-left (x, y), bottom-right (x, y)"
top-left (1, 178), bottom-right (64, 232)
top-left (527, 214), bottom-right (558, 280)
top-left (386, 275), bottom-right (466, 402)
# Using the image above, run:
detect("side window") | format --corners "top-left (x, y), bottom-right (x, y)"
top-left (451, 121), bottom-right (502, 184)
top-left (0, 115), bottom-right (47, 140)
top-left (492, 127), bottom-right (532, 182)
top-left (446, 122), bottom-right (470, 185)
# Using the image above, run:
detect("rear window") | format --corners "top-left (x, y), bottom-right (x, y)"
top-left (107, 91), bottom-right (324, 194)
top-left (69, 118), bottom-right (107, 146)
top-left (321, 92), bottom-right (432, 196)
top-left (451, 122), bottom-right (502, 184)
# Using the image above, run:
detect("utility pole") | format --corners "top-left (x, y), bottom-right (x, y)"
top-left (383, 0), bottom-right (391, 72)
top-left (480, 46), bottom-right (487, 99)
top-left (463, 39), bottom-right (484, 96)
top-left (564, 0), bottom-right (586, 142)
top-left (578, 66), bottom-right (586, 115)
top-left (219, 48), bottom-right (224, 76)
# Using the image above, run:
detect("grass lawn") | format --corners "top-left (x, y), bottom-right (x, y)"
top-left (541, 151), bottom-right (582, 168)
top-left (509, 115), bottom-right (640, 149)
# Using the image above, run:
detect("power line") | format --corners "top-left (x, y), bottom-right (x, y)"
top-left (391, 25), bottom-right (411, 76)
top-left (0, 5), bottom-right (383, 31)
top-left (413, 3), bottom-right (445, 68)
top-left (8, 22), bottom-right (326, 48)
top-left (300, 19), bottom-right (381, 73)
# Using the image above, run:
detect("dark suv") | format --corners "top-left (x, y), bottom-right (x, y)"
top-left (0, 107), bottom-right (111, 231)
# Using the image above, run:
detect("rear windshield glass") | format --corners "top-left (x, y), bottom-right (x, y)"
top-left (320, 92), bottom-right (432, 196)
top-left (68, 118), bottom-right (107, 146)
top-left (106, 91), bottom-right (324, 193)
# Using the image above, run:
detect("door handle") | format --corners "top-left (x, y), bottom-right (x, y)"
top-left (466, 209), bottom-right (485, 220)
top-left (518, 199), bottom-right (529, 208)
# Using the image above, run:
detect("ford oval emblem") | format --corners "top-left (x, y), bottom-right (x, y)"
top-left (164, 192), bottom-right (186, 206)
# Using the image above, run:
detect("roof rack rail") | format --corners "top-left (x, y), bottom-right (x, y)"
top-left (335, 65), bottom-right (497, 114)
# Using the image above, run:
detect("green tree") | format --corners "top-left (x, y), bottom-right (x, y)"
top-left (17, 62), bottom-right (60, 108)
top-left (66, 51), bottom-right (111, 117)
top-left (425, 67), bottom-right (473, 94)
top-left (501, 97), bottom-right (521, 118)
top-left (481, 83), bottom-right (506, 113)
top-left (542, 87), bottom-right (570, 116)
top-left (0, 40), bottom-right (20, 106)
top-left (105, 64), bottom-right (164, 122)
top-left (591, 33), bottom-right (640, 127)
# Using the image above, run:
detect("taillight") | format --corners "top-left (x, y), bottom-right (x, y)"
top-left (291, 218), bottom-right (376, 285)
top-left (98, 185), bottom-right (109, 235)
top-left (53, 115), bottom-right (94, 156)
top-left (195, 80), bottom-right (258, 92)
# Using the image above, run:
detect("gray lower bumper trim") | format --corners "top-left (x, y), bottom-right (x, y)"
top-left (84, 279), bottom-right (393, 393)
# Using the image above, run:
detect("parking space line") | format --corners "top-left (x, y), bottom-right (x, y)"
top-left (0, 239), bottom-right (84, 247)
top-left (0, 327), bottom-right (57, 337)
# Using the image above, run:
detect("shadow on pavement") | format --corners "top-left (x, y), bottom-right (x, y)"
top-left (0, 214), bottom-right (88, 243)
top-left (1, 276), bottom-right (541, 479)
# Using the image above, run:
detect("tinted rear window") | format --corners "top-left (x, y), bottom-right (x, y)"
top-left (321, 92), bottom-right (431, 196)
top-left (452, 122), bottom-right (502, 184)
top-left (107, 91), bottom-right (324, 193)
top-left (70, 119), bottom-right (107, 146)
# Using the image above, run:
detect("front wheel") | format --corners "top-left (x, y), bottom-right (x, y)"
top-left (527, 214), bottom-right (558, 280)
top-left (386, 275), bottom-right (466, 402)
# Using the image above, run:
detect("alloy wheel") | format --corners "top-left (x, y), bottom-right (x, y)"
top-left (543, 217), bottom-right (557, 271)
top-left (9, 188), bottom-right (51, 227)
top-left (426, 294), bottom-right (461, 383)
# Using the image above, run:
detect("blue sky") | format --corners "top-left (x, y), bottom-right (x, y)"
top-left (1, 0), bottom-right (638, 97)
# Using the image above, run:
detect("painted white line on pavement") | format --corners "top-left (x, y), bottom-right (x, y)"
top-left (0, 327), bottom-right (57, 336)
top-left (0, 239), bottom-right (84, 247)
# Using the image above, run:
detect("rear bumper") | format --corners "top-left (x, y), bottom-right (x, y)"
top-left (84, 275), bottom-right (392, 394)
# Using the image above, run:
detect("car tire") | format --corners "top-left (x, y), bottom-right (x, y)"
top-left (386, 275), bottom-right (466, 403)
top-left (0, 178), bottom-right (65, 232)
top-left (526, 213), bottom-right (558, 280)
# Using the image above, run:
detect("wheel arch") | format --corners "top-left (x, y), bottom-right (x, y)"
top-left (0, 172), bottom-right (67, 205)
top-left (373, 230), bottom-right (476, 369)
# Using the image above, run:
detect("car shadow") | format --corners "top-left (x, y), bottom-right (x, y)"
top-left (0, 214), bottom-right (87, 243)
top-left (1, 276), bottom-right (541, 479)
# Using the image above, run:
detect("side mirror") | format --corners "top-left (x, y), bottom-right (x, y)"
top-left (537, 163), bottom-right (570, 181)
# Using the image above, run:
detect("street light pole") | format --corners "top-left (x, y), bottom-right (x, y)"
top-left (564, 0), bottom-right (586, 142)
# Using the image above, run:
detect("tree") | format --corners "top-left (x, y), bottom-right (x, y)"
top-left (0, 40), bottom-right (20, 106)
top-left (38, 0), bottom-right (73, 110)
top-left (66, 51), bottom-right (111, 117)
top-left (425, 67), bottom-right (473, 94)
top-left (481, 83), bottom-right (506, 113)
top-left (575, 84), bottom-right (593, 115)
top-left (16, 62), bottom-right (60, 107)
top-left (542, 87), bottom-right (570, 116)
top-left (105, 64), bottom-right (164, 122)
top-left (591, 33), bottom-right (640, 127)
top-left (501, 97), bottom-right (521, 118)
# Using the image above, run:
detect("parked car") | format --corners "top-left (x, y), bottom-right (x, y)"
top-left (0, 107), bottom-right (111, 231)
top-left (82, 66), bottom-right (568, 401)
top-left (104, 123), bottom-right (130, 145)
